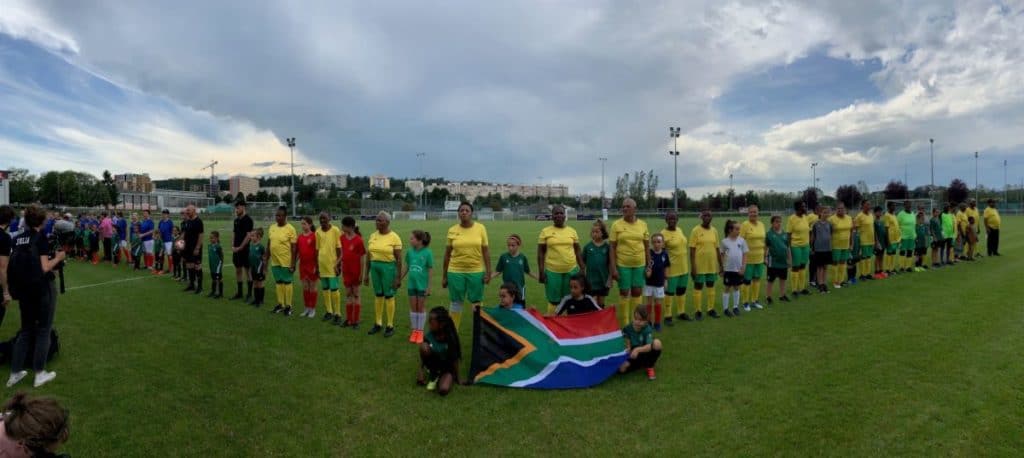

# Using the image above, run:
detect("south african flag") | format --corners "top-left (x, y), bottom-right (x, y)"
top-left (469, 306), bottom-right (627, 389)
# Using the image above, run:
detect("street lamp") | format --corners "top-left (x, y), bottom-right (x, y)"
top-left (1004, 159), bottom-right (1008, 204)
top-left (728, 173), bottom-right (734, 210)
top-left (974, 151), bottom-right (979, 201)
top-left (929, 138), bottom-right (934, 189)
top-left (669, 126), bottom-right (681, 211)
top-left (286, 137), bottom-right (296, 218)
top-left (811, 162), bottom-right (819, 190)
top-left (417, 152), bottom-right (426, 208)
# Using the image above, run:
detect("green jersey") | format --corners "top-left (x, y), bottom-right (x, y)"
top-left (765, 230), bottom-right (789, 269)
top-left (130, 232), bottom-right (143, 256)
top-left (874, 219), bottom-right (887, 246)
top-left (208, 242), bottom-right (224, 274)
top-left (915, 223), bottom-right (929, 249)
top-left (495, 252), bottom-right (530, 290)
top-left (424, 330), bottom-right (454, 361)
top-left (929, 216), bottom-right (943, 240)
top-left (582, 241), bottom-right (610, 290)
top-left (404, 247), bottom-right (434, 292)
top-left (622, 323), bottom-right (653, 348)
top-left (249, 243), bottom-right (266, 273)
top-left (940, 213), bottom-right (955, 239)
top-left (897, 211), bottom-right (916, 240)
top-left (83, 230), bottom-right (94, 249)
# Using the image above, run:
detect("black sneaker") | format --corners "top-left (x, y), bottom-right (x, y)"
top-left (283, 307), bottom-right (293, 317)
top-left (780, 295), bottom-right (791, 302)
top-left (384, 327), bottom-right (395, 338)
top-left (271, 304), bottom-right (284, 314)
top-left (207, 290), bottom-right (217, 298)
top-left (252, 301), bottom-right (263, 308)
top-left (322, 312), bottom-right (333, 322)
top-left (724, 309), bottom-right (734, 318)
top-left (679, 313), bottom-right (692, 322)
top-left (732, 305), bottom-right (740, 316)
top-left (708, 310), bottom-right (720, 319)
top-left (333, 315), bottom-right (343, 326)
top-left (367, 325), bottom-right (382, 335)
top-left (695, 311), bottom-right (703, 321)
top-left (766, 297), bottom-right (774, 305)
top-left (339, 319), bottom-right (350, 328)
top-left (350, 322), bottom-right (360, 330)
top-left (664, 317), bottom-right (674, 327)
top-left (800, 289), bottom-right (811, 296)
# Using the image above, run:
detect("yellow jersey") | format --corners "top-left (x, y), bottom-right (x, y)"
top-left (268, 223), bottom-right (297, 267)
top-left (315, 225), bottom-right (342, 274)
top-left (808, 213), bottom-right (820, 225)
top-left (660, 227), bottom-right (689, 276)
top-left (854, 211), bottom-right (875, 246)
top-left (368, 230), bottom-right (403, 263)
top-left (828, 214), bottom-right (853, 250)
top-left (446, 222), bottom-right (489, 273)
top-left (739, 220), bottom-right (766, 264)
top-left (785, 214), bottom-right (812, 247)
top-left (956, 211), bottom-right (968, 234)
top-left (538, 225), bottom-right (580, 273)
top-left (883, 213), bottom-right (901, 244)
top-left (689, 225), bottom-right (719, 275)
top-left (983, 207), bottom-right (1001, 229)
top-left (965, 207), bottom-right (980, 227)
top-left (609, 218), bottom-right (650, 268)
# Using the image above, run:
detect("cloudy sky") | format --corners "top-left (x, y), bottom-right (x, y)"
top-left (1, 0), bottom-right (1021, 197)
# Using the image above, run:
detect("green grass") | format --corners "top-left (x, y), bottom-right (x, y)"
top-left (6, 217), bottom-right (1022, 457)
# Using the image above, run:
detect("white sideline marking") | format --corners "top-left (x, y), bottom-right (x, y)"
top-left (66, 262), bottom-right (237, 291)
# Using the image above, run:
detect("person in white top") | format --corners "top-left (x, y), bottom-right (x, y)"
top-left (718, 220), bottom-right (748, 318)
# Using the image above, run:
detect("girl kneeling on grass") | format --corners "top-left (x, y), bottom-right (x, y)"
top-left (417, 307), bottom-right (461, 396)
top-left (619, 305), bottom-right (662, 381)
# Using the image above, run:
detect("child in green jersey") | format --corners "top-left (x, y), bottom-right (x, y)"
top-left (417, 306), bottom-right (461, 396)
top-left (248, 228), bottom-right (267, 307)
top-left (582, 220), bottom-right (611, 307)
top-left (402, 230), bottom-right (434, 344)
top-left (491, 234), bottom-right (536, 301)
top-left (208, 231), bottom-right (225, 298)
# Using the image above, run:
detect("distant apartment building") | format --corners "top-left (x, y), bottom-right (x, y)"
top-left (371, 174), bottom-right (391, 189)
top-left (303, 174), bottom-right (349, 189)
top-left (259, 186), bottom-right (290, 197)
top-left (229, 175), bottom-right (259, 197)
top-left (114, 173), bottom-right (154, 193)
top-left (424, 181), bottom-right (569, 201)
top-left (405, 180), bottom-right (425, 196)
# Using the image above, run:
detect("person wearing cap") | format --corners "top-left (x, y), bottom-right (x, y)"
top-left (230, 200), bottom-right (254, 301)
top-left (157, 209), bottom-right (175, 275)
top-left (983, 199), bottom-right (1001, 256)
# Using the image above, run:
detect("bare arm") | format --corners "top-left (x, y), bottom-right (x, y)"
top-left (689, 247), bottom-right (697, 280)
top-left (609, 242), bottom-right (619, 280)
top-left (482, 246), bottom-right (492, 284)
top-left (442, 246), bottom-right (452, 288)
top-left (573, 242), bottom-right (583, 272)
top-left (537, 244), bottom-right (547, 283)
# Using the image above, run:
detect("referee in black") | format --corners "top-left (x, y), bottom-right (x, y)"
top-left (182, 204), bottom-right (205, 294)
top-left (230, 200), bottom-right (254, 301)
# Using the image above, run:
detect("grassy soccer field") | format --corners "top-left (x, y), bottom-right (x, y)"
top-left (3, 216), bottom-right (1021, 457)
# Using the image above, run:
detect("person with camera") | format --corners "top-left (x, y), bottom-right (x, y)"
top-left (5, 205), bottom-right (63, 388)
top-left (0, 206), bottom-right (14, 326)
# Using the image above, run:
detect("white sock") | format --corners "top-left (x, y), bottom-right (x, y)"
top-left (733, 291), bottom-right (741, 308)
top-left (413, 312), bottom-right (423, 330)
top-left (722, 293), bottom-right (730, 311)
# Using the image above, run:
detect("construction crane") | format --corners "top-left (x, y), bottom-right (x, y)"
top-left (201, 160), bottom-right (219, 198)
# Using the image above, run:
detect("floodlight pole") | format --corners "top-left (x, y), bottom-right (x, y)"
top-left (599, 157), bottom-right (607, 209)
top-left (974, 151), bottom-right (979, 202)
top-left (287, 137), bottom-right (297, 218)
top-left (669, 127), bottom-right (681, 212)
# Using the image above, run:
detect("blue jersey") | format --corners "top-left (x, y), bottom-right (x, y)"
top-left (43, 218), bottom-right (55, 236)
top-left (8, 218), bottom-right (18, 233)
top-left (645, 249), bottom-right (670, 287)
top-left (115, 218), bottom-right (128, 240)
top-left (140, 219), bottom-right (155, 242)
top-left (158, 219), bottom-right (174, 242)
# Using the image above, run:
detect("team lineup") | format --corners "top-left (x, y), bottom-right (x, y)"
top-left (25, 195), bottom-right (1003, 396)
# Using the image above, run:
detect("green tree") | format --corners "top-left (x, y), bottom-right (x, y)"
top-left (7, 168), bottom-right (37, 203)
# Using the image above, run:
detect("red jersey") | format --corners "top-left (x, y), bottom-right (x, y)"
top-left (340, 233), bottom-right (365, 274)
top-left (297, 232), bottom-right (317, 266)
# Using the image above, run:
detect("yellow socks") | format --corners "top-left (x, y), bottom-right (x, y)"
top-left (677, 293), bottom-right (687, 315)
top-left (283, 284), bottom-right (293, 307)
top-left (750, 280), bottom-right (761, 303)
top-left (332, 290), bottom-right (342, 315)
top-left (322, 290), bottom-right (333, 314)
top-left (740, 284), bottom-right (750, 305)
top-left (620, 295), bottom-right (632, 325)
top-left (374, 296), bottom-right (384, 326)
top-left (692, 289), bottom-right (703, 313)
top-left (386, 297), bottom-right (396, 327)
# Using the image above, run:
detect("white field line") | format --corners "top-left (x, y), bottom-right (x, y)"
top-left (66, 264), bottom-right (235, 291)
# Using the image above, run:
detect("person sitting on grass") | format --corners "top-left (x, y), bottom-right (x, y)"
top-left (618, 305), bottom-right (662, 381)
top-left (764, 215), bottom-right (792, 305)
top-left (0, 393), bottom-right (70, 457)
top-left (555, 273), bottom-right (601, 316)
top-left (417, 307), bottom-right (461, 396)
top-left (498, 282), bottom-right (526, 310)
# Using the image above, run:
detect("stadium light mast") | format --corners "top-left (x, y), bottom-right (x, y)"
top-left (811, 162), bottom-right (819, 190)
top-left (729, 173), bottom-right (734, 210)
top-left (929, 138), bottom-right (935, 189)
top-left (417, 152), bottom-right (426, 208)
top-left (1004, 159), bottom-right (1008, 204)
top-left (599, 157), bottom-right (607, 209)
top-left (286, 137), bottom-right (297, 217)
top-left (669, 126), bottom-right (681, 211)
top-left (974, 151), bottom-right (979, 202)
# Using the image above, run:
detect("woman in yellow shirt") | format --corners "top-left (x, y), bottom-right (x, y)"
top-left (442, 202), bottom-right (491, 329)
top-left (267, 206), bottom-right (297, 315)
top-left (828, 203), bottom-right (854, 289)
top-left (538, 205), bottom-right (583, 314)
top-left (739, 205), bottom-right (766, 310)
top-left (661, 211), bottom-right (690, 323)
top-left (609, 198), bottom-right (650, 325)
top-left (983, 199), bottom-right (1001, 256)
top-left (689, 209), bottom-right (719, 319)
top-left (365, 211), bottom-right (403, 337)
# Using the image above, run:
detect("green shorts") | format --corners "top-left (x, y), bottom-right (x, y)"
top-left (886, 242), bottom-right (899, 255)
top-left (900, 238), bottom-right (915, 252)
top-left (743, 264), bottom-right (765, 282)
top-left (666, 275), bottom-right (689, 295)
top-left (832, 249), bottom-right (851, 264)
top-left (791, 246), bottom-right (810, 267)
top-left (447, 271), bottom-right (485, 304)
top-left (319, 276), bottom-right (340, 290)
top-left (693, 273), bottom-right (717, 286)
top-left (859, 245), bottom-right (874, 259)
top-left (370, 261), bottom-right (397, 298)
top-left (545, 267), bottom-right (579, 304)
top-left (616, 266), bottom-right (645, 291)
top-left (271, 266), bottom-right (293, 284)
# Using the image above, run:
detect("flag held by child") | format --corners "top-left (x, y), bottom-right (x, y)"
top-left (470, 306), bottom-right (627, 389)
